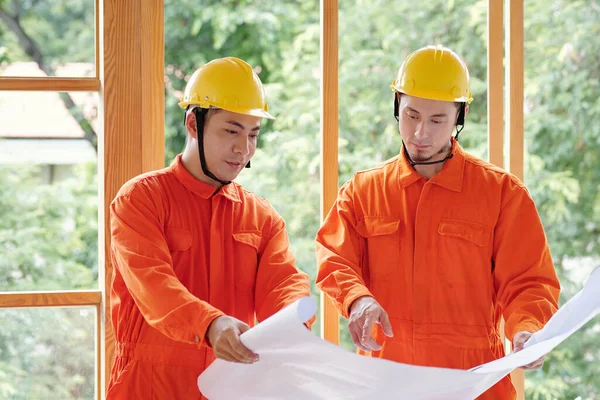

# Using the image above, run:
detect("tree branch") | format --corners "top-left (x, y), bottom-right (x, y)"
top-left (0, 4), bottom-right (98, 152)
top-left (11, 0), bottom-right (19, 20)
top-left (58, 93), bottom-right (98, 150)
top-left (0, 6), bottom-right (42, 65)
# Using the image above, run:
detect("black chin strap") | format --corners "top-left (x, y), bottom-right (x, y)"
top-left (402, 143), bottom-right (455, 167)
top-left (193, 108), bottom-right (231, 186)
top-left (454, 107), bottom-right (466, 141)
top-left (404, 124), bottom-right (464, 167)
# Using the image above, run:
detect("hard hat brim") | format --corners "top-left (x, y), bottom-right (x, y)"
top-left (178, 100), bottom-right (276, 120)
top-left (391, 84), bottom-right (473, 104)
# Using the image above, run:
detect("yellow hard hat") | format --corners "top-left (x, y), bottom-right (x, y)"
top-left (178, 57), bottom-right (275, 119)
top-left (391, 45), bottom-right (473, 104)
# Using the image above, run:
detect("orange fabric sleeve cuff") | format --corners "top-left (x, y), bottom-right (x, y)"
top-left (507, 319), bottom-right (543, 342)
top-left (194, 309), bottom-right (225, 350)
top-left (342, 288), bottom-right (374, 319)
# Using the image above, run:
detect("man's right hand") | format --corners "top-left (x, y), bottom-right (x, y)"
top-left (206, 315), bottom-right (259, 364)
top-left (348, 296), bottom-right (394, 352)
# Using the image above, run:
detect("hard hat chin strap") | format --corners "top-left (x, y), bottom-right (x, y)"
top-left (402, 143), bottom-right (455, 167)
top-left (454, 104), bottom-right (466, 141)
top-left (193, 108), bottom-right (232, 186)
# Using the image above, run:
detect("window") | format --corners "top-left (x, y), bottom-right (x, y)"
top-left (0, 306), bottom-right (96, 399)
top-left (0, 1), bottom-right (100, 399)
top-left (2, 1), bottom-right (596, 399)
top-left (0, 90), bottom-right (98, 292)
top-left (0, 0), bottom-right (96, 78)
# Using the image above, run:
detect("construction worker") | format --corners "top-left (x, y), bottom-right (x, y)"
top-left (107, 57), bottom-right (311, 399)
top-left (316, 45), bottom-right (560, 399)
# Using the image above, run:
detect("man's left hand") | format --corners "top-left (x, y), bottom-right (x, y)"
top-left (513, 331), bottom-right (544, 370)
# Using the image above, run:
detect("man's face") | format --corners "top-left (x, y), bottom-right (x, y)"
top-left (398, 94), bottom-right (459, 163)
top-left (200, 109), bottom-right (261, 182)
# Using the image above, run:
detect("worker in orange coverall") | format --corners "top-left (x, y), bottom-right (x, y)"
top-left (107, 57), bottom-right (311, 399)
top-left (316, 45), bottom-right (560, 399)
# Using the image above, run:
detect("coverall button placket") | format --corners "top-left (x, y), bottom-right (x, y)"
top-left (412, 179), bottom-right (432, 354)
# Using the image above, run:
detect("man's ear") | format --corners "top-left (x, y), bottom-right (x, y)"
top-left (185, 110), bottom-right (198, 139)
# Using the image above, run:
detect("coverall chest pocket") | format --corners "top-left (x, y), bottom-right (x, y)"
top-left (437, 219), bottom-right (492, 286)
top-left (356, 217), bottom-right (401, 282)
top-left (232, 231), bottom-right (261, 293)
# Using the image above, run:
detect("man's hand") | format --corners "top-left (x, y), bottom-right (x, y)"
top-left (206, 315), bottom-right (258, 364)
top-left (513, 331), bottom-right (544, 370)
top-left (348, 296), bottom-right (394, 352)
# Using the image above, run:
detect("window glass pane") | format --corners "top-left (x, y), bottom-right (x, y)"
top-left (0, 0), bottom-right (95, 78)
top-left (0, 306), bottom-right (96, 399)
top-left (0, 91), bottom-right (98, 291)
top-left (523, 1), bottom-right (600, 397)
top-left (337, 0), bottom-right (489, 350)
top-left (164, 1), bottom-right (322, 332)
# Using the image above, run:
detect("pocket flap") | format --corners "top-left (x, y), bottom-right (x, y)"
top-left (356, 217), bottom-right (400, 238)
top-left (438, 219), bottom-right (491, 247)
top-left (232, 231), bottom-right (262, 251)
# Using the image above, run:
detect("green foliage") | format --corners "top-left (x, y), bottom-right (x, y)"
top-left (0, 307), bottom-right (95, 400)
top-left (0, 0), bottom-right (95, 66)
top-left (0, 161), bottom-right (97, 399)
top-left (0, 163), bottom-right (98, 291)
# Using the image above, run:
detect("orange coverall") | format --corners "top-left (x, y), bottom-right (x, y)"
top-left (107, 154), bottom-right (311, 399)
top-left (316, 139), bottom-right (560, 399)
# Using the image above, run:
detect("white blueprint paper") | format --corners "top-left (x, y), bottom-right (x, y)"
top-left (198, 267), bottom-right (600, 399)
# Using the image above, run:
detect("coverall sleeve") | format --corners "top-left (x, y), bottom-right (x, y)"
top-left (492, 182), bottom-right (560, 341)
top-left (254, 211), bottom-right (313, 325)
top-left (315, 181), bottom-right (373, 319)
top-left (110, 189), bottom-right (224, 347)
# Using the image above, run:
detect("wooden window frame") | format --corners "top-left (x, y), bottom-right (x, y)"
top-left (0, 0), bottom-right (103, 398)
top-left (0, 0), bottom-right (101, 91)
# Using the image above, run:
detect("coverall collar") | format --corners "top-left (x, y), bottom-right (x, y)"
top-left (171, 154), bottom-right (241, 202)
top-left (397, 137), bottom-right (465, 192)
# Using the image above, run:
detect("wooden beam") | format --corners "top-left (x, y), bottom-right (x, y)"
top-left (96, 303), bottom-right (102, 400)
top-left (320, 0), bottom-right (340, 345)
top-left (488, 0), bottom-right (504, 168)
top-left (95, 0), bottom-right (100, 79)
top-left (506, 0), bottom-right (525, 398)
top-left (141, 0), bottom-right (166, 171)
top-left (0, 290), bottom-right (102, 307)
top-left (488, 0), bottom-right (516, 392)
top-left (507, 0), bottom-right (524, 180)
top-left (0, 77), bottom-right (100, 91)
top-left (100, 0), bottom-right (165, 397)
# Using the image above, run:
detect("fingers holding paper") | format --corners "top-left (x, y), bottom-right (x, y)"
top-left (513, 330), bottom-right (545, 370)
top-left (207, 315), bottom-right (259, 364)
